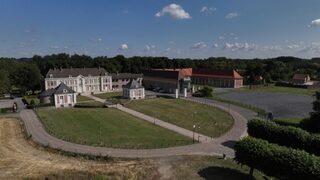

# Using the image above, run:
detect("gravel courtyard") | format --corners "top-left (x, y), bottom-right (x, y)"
top-left (219, 92), bottom-right (314, 118)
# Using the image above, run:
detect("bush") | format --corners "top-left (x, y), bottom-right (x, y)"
top-left (248, 119), bottom-right (320, 156)
top-left (235, 137), bottom-right (320, 179)
top-left (0, 107), bottom-right (12, 113)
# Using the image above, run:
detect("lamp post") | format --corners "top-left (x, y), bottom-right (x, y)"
top-left (192, 111), bottom-right (197, 142)
top-left (198, 125), bottom-right (201, 141)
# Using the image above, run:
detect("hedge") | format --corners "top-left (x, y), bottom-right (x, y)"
top-left (235, 137), bottom-right (320, 179)
top-left (247, 119), bottom-right (320, 156)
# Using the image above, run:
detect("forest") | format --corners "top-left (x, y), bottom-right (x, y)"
top-left (1, 53), bottom-right (320, 94)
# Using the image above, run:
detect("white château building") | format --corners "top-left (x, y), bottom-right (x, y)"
top-left (45, 68), bottom-right (112, 94)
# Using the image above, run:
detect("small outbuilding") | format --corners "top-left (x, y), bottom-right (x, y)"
top-left (40, 83), bottom-right (77, 108)
top-left (292, 74), bottom-right (311, 85)
top-left (123, 79), bottom-right (145, 100)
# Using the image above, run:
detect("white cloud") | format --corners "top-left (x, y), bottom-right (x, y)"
top-left (200, 6), bottom-right (216, 14)
top-left (225, 12), bottom-right (239, 19)
top-left (50, 45), bottom-right (59, 50)
top-left (191, 42), bottom-right (207, 49)
top-left (169, 41), bottom-right (175, 44)
top-left (119, 44), bottom-right (128, 50)
top-left (155, 4), bottom-right (191, 20)
top-left (145, 45), bottom-right (156, 51)
top-left (287, 44), bottom-right (300, 50)
top-left (298, 42), bottom-right (320, 53)
top-left (90, 37), bottom-right (103, 43)
top-left (212, 43), bottom-right (219, 48)
top-left (218, 36), bottom-right (224, 40)
top-left (262, 45), bottom-right (283, 52)
top-left (19, 39), bottom-right (36, 48)
top-left (310, 19), bottom-right (320, 27)
top-left (223, 42), bottom-right (257, 51)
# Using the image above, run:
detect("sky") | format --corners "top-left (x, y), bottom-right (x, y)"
top-left (0, 0), bottom-right (320, 59)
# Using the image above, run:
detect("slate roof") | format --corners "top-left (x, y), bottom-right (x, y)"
top-left (46, 68), bottom-right (108, 78)
top-left (142, 69), bottom-right (180, 80)
top-left (40, 83), bottom-right (76, 97)
top-left (123, 79), bottom-right (144, 89)
top-left (293, 74), bottom-right (310, 80)
top-left (111, 73), bottom-right (143, 79)
top-left (192, 69), bottom-right (243, 79)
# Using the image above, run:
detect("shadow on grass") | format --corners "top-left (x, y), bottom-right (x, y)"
top-left (221, 140), bottom-right (237, 149)
top-left (198, 166), bottom-right (256, 180)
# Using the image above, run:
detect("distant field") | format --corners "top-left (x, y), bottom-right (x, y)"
top-left (239, 85), bottom-right (317, 96)
top-left (37, 108), bottom-right (194, 149)
top-left (126, 98), bottom-right (234, 138)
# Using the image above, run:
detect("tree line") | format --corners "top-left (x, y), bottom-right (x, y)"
top-left (1, 53), bottom-right (320, 94)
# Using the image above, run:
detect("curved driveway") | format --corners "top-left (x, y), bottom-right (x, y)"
top-left (18, 97), bottom-right (254, 158)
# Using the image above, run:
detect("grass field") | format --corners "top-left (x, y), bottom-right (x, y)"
top-left (93, 92), bottom-right (122, 99)
top-left (273, 117), bottom-right (303, 127)
top-left (37, 108), bottom-right (194, 149)
top-left (126, 98), bottom-right (234, 138)
top-left (77, 95), bottom-right (93, 102)
top-left (93, 92), bottom-right (128, 104)
top-left (171, 156), bottom-right (267, 180)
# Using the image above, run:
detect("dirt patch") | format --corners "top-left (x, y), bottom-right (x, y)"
top-left (0, 118), bottom-right (158, 179)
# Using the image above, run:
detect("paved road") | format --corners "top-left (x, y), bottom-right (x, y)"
top-left (17, 96), bottom-right (253, 158)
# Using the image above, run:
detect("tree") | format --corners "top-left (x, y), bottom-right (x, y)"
top-left (301, 91), bottom-right (320, 133)
top-left (11, 63), bottom-right (42, 94)
top-left (0, 69), bottom-right (11, 94)
top-left (199, 86), bottom-right (213, 97)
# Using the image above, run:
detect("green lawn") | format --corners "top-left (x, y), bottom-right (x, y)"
top-left (273, 117), bottom-right (303, 127)
top-left (37, 108), bottom-right (194, 149)
top-left (93, 92), bottom-right (122, 99)
top-left (77, 95), bottom-right (93, 102)
top-left (171, 156), bottom-right (267, 180)
top-left (126, 98), bottom-right (234, 138)
top-left (93, 92), bottom-right (129, 104)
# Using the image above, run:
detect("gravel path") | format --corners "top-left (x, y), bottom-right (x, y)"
top-left (220, 92), bottom-right (313, 118)
top-left (18, 95), bottom-right (252, 158)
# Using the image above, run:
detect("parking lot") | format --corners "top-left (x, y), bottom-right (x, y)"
top-left (219, 92), bottom-right (314, 118)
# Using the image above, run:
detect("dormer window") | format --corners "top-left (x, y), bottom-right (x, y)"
top-left (49, 74), bottom-right (53, 78)
top-left (69, 75), bottom-right (72, 78)
top-left (63, 89), bottom-right (68, 93)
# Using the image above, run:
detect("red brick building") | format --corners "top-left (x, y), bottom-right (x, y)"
top-left (191, 69), bottom-right (243, 88)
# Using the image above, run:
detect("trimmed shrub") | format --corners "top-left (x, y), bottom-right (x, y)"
top-left (235, 137), bottom-right (320, 179)
top-left (248, 119), bottom-right (320, 156)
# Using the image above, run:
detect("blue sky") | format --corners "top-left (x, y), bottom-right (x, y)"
top-left (0, 0), bottom-right (320, 59)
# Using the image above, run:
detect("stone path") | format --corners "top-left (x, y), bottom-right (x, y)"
top-left (16, 95), bottom-right (253, 158)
